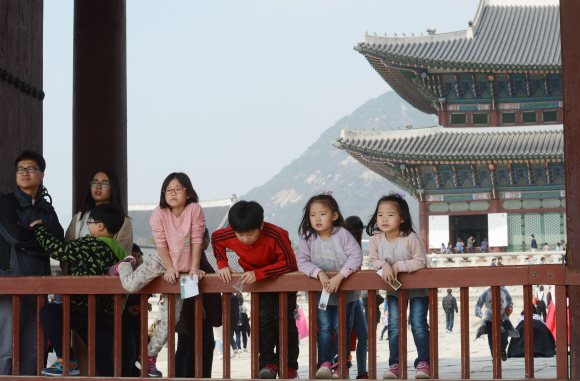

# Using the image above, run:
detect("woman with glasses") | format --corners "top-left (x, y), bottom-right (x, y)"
top-left (64, 169), bottom-right (133, 257)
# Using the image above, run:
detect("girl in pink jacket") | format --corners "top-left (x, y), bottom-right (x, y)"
top-left (111, 172), bottom-right (205, 377)
top-left (366, 193), bottom-right (430, 380)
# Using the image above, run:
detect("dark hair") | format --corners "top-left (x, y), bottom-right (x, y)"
top-left (447, 289), bottom-right (452, 293)
top-left (345, 216), bottom-right (364, 247)
top-left (228, 201), bottom-right (264, 232)
top-left (539, 285), bottom-right (544, 291)
top-left (298, 194), bottom-right (345, 239)
top-left (159, 172), bottom-right (198, 209)
top-left (483, 238), bottom-right (487, 241)
top-left (492, 258), bottom-right (496, 261)
top-left (365, 193), bottom-right (415, 237)
top-left (14, 150), bottom-right (54, 204)
top-left (89, 203), bottom-right (126, 235)
top-left (15, 150), bottom-right (46, 172)
top-left (132, 243), bottom-right (142, 254)
top-left (81, 169), bottom-right (123, 216)
top-left (531, 234), bottom-right (535, 238)
top-left (203, 228), bottom-right (210, 239)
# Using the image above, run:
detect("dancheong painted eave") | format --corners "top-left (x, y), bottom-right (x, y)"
top-left (357, 0), bottom-right (561, 70)
top-left (332, 124), bottom-right (563, 161)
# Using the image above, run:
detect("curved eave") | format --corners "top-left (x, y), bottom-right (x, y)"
top-left (334, 140), bottom-right (565, 163)
top-left (357, 45), bottom-right (562, 74)
top-left (364, 55), bottom-right (437, 115)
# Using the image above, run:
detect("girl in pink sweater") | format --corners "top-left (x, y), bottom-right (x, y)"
top-left (366, 193), bottom-right (430, 380)
top-left (112, 172), bottom-right (205, 377)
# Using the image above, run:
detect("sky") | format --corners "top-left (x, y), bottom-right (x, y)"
top-left (42, 0), bottom-right (477, 222)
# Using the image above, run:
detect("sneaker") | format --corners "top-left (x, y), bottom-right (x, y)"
top-left (108, 256), bottom-right (135, 275)
top-left (259, 364), bottom-right (278, 379)
top-left (316, 362), bottom-right (332, 379)
top-left (288, 368), bottom-right (299, 379)
top-left (502, 351), bottom-right (508, 362)
top-left (415, 362), bottom-right (430, 379)
top-left (243, 348), bottom-right (248, 352)
top-left (331, 363), bottom-right (348, 379)
top-left (383, 364), bottom-right (399, 379)
top-left (356, 373), bottom-right (369, 379)
top-left (41, 358), bottom-right (80, 376)
top-left (217, 354), bottom-right (223, 360)
top-left (142, 355), bottom-right (162, 378)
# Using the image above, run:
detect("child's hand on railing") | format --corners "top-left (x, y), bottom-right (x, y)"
top-left (163, 268), bottom-right (179, 284)
top-left (317, 271), bottom-right (330, 290)
top-left (326, 273), bottom-right (345, 294)
top-left (189, 268), bottom-right (206, 281)
top-left (381, 262), bottom-right (398, 285)
top-left (240, 271), bottom-right (257, 285)
top-left (218, 267), bottom-right (233, 283)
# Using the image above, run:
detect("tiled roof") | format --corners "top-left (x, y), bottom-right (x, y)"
top-left (334, 124), bottom-right (563, 159)
top-left (357, 0), bottom-right (560, 67)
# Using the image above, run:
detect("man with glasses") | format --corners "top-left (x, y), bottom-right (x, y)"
top-left (0, 150), bottom-right (64, 375)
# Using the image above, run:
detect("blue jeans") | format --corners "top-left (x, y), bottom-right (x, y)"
top-left (387, 295), bottom-right (430, 368)
top-left (317, 301), bottom-right (355, 367)
top-left (351, 300), bottom-right (368, 376)
top-left (445, 312), bottom-right (455, 331)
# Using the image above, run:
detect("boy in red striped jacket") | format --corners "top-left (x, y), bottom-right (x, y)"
top-left (212, 200), bottom-right (299, 379)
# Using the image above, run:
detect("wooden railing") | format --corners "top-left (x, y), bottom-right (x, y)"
top-left (0, 264), bottom-right (570, 379)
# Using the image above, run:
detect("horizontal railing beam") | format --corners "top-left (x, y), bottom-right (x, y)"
top-left (0, 265), bottom-right (568, 295)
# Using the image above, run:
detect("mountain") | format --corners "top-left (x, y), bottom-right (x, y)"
top-left (241, 91), bottom-right (438, 244)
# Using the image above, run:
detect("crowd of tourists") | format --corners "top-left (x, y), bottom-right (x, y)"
top-left (1, 150), bottom-right (559, 379)
top-left (0, 150), bottom-right (431, 379)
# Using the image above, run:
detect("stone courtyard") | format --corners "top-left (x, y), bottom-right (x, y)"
top-left (153, 289), bottom-right (561, 379)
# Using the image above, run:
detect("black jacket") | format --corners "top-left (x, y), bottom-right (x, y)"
top-left (442, 293), bottom-right (458, 313)
top-left (0, 187), bottom-right (64, 275)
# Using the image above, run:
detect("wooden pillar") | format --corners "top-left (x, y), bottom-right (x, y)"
top-left (489, 198), bottom-right (500, 213)
top-left (73, 0), bottom-right (127, 213)
top-left (418, 200), bottom-right (428, 251)
top-left (561, 0), bottom-right (580, 377)
top-left (0, 1), bottom-right (43, 195)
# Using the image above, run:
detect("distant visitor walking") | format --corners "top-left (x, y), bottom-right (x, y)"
top-left (442, 289), bottom-right (458, 333)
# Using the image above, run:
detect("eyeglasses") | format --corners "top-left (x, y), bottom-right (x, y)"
top-left (16, 166), bottom-right (40, 174)
top-left (86, 221), bottom-right (100, 225)
top-left (90, 181), bottom-right (110, 188)
top-left (163, 187), bottom-right (186, 195)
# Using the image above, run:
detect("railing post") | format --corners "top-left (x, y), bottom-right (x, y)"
top-left (62, 294), bottom-right (70, 377)
top-left (523, 285), bottom-right (534, 378)
top-left (278, 292), bottom-right (289, 379)
top-left (87, 294), bottom-right (96, 377)
top-left (140, 294), bottom-right (149, 378)
top-left (166, 293), bottom-right (176, 378)
top-left (194, 294), bottom-right (204, 378)
top-left (338, 291), bottom-right (348, 379)
top-left (367, 290), bottom-right (377, 380)
top-left (308, 291), bottom-right (318, 380)
top-left (11, 295), bottom-right (20, 376)
top-left (491, 286), bottom-right (502, 379)
top-left (36, 295), bottom-right (45, 375)
top-left (223, 293), bottom-right (232, 379)
top-left (429, 288), bottom-right (439, 379)
top-left (460, 287), bottom-right (470, 379)
top-left (251, 293), bottom-right (260, 379)
top-left (113, 294), bottom-right (123, 377)
top-left (555, 285), bottom-right (568, 379)
top-left (398, 289), bottom-right (408, 379)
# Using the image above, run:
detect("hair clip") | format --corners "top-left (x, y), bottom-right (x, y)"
top-left (322, 190), bottom-right (333, 195)
top-left (395, 192), bottom-right (406, 199)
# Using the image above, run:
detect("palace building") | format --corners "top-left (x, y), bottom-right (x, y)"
top-left (333, 0), bottom-right (565, 252)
